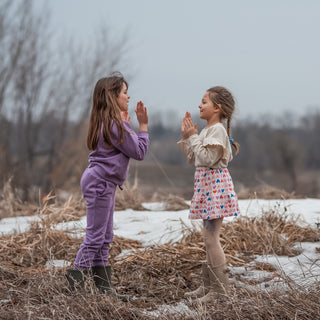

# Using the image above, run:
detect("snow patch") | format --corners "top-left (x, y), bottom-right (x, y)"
top-left (143, 301), bottom-right (196, 318)
top-left (45, 259), bottom-right (72, 269)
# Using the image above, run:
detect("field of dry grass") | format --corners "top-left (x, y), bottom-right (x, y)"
top-left (0, 181), bottom-right (320, 319)
top-left (124, 161), bottom-right (320, 201)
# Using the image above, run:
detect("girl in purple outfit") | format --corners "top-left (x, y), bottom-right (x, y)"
top-left (66, 72), bottom-right (149, 300)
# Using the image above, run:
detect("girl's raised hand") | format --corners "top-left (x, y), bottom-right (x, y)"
top-left (181, 111), bottom-right (198, 140)
top-left (135, 101), bottom-right (148, 131)
top-left (185, 111), bottom-right (192, 119)
top-left (121, 111), bottom-right (131, 123)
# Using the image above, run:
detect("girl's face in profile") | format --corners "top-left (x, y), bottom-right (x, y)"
top-left (117, 82), bottom-right (130, 112)
top-left (199, 92), bottom-right (216, 121)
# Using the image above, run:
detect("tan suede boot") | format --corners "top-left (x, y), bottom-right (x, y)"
top-left (198, 263), bottom-right (230, 303)
top-left (184, 262), bottom-right (210, 299)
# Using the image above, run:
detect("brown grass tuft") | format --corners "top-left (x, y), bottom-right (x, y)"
top-left (0, 192), bottom-right (320, 319)
top-left (221, 207), bottom-right (320, 258)
top-left (0, 178), bottom-right (38, 219)
top-left (237, 183), bottom-right (297, 199)
top-left (115, 179), bottom-right (146, 211)
top-left (164, 195), bottom-right (190, 211)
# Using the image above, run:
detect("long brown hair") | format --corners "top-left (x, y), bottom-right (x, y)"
top-left (207, 86), bottom-right (240, 154)
top-left (87, 72), bottom-right (128, 150)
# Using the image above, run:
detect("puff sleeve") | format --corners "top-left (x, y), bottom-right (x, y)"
top-left (179, 123), bottom-right (232, 167)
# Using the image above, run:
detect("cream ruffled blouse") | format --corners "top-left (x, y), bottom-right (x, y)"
top-left (177, 122), bottom-right (232, 168)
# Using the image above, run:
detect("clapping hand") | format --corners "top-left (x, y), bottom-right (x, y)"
top-left (135, 101), bottom-right (148, 131)
top-left (181, 111), bottom-right (198, 140)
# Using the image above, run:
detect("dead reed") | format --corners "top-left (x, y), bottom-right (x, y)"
top-left (1, 266), bottom-right (319, 320)
top-left (115, 178), bottom-right (146, 211)
top-left (222, 205), bottom-right (320, 258)
top-left (0, 178), bottom-right (38, 219)
top-left (237, 183), bottom-right (297, 200)
top-left (0, 177), bottom-right (147, 220)
top-left (164, 194), bottom-right (190, 211)
top-left (0, 188), bottom-right (320, 319)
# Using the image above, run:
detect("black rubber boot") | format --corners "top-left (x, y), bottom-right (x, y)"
top-left (65, 268), bottom-right (86, 291)
top-left (91, 266), bottom-right (130, 302)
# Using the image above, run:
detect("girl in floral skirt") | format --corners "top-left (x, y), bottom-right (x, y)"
top-left (178, 86), bottom-right (240, 303)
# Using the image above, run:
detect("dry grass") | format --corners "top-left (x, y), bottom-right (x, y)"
top-left (0, 182), bottom-right (320, 319)
top-left (221, 207), bottom-right (320, 258)
top-left (115, 178), bottom-right (146, 211)
top-left (115, 180), bottom-right (189, 211)
top-left (0, 177), bottom-right (190, 220)
top-left (237, 183), bottom-right (297, 200)
top-left (0, 178), bottom-right (37, 219)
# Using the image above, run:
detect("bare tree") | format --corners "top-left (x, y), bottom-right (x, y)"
top-left (0, 0), bottom-right (129, 200)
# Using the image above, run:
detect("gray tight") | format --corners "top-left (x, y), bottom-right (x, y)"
top-left (203, 218), bottom-right (225, 267)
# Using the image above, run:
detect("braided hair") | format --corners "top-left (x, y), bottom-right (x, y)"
top-left (207, 86), bottom-right (239, 154)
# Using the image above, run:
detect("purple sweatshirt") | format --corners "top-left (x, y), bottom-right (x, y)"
top-left (88, 120), bottom-right (149, 185)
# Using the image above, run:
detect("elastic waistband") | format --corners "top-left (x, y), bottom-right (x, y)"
top-left (196, 167), bottom-right (228, 171)
top-left (85, 166), bottom-right (118, 188)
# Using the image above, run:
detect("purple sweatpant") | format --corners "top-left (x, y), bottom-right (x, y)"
top-left (74, 168), bottom-right (116, 269)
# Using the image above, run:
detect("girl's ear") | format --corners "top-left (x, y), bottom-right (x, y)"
top-left (213, 104), bottom-right (221, 112)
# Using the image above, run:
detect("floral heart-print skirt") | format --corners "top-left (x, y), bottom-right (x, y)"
top-left (189, 167), bottom-right (240, 220)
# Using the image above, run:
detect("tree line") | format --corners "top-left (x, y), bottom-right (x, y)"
top-left (1, 1), bottom-right (319, 200)
top-left (148, 111), bottom-right (320, 196)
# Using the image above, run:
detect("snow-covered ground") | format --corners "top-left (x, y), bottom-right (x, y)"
top-left (1, 198), bottom-right (319, 315)
top-left (1, 198), bottom-right (320, 288)
top-left (1, 198), bottom-right (319, 240)
top-left (39, 198), bottom-right (320, 245)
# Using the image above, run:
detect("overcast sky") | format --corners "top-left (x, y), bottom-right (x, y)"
top-left (42, 0), bottom-right (320, 122)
